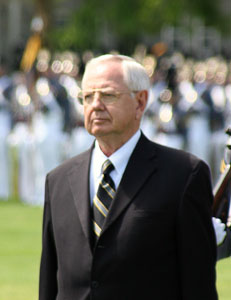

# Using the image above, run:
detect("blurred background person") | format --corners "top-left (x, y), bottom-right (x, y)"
top-left (0, 58), bottom-right (13, 200)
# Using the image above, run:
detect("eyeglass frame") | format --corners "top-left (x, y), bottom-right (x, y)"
top-left (77, 88), bottom-right (138, 105)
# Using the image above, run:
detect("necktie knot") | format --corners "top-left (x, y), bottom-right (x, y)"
top-left (102, 159), bottom-right (114, 176)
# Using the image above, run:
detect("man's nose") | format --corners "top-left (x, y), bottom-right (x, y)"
top-left (91, 92), bottom-right (104, 107)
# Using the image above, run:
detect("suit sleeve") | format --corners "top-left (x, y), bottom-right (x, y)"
top-left (39, 175), bottom-right (58, 300)
top-left (217, 227), bottom-right (231, 260)
top-left (176, 160), bottom-right (218, 300)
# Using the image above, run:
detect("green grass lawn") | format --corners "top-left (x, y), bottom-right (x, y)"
top-left (0, 199), bottom-right (43, 300)
top-left (0, 199), bottom-right (230, 300)
top-left (217, 258), bottom-right (231, 300)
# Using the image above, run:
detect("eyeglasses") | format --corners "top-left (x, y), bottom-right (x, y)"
top-left (77, 88), bottom-right (137, 105)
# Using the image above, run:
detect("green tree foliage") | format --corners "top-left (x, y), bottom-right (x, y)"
top-left (48, 0), bottom-right (228, 53)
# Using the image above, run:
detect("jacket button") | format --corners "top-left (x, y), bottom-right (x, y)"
top-left (91, 281), bottom-right (99, 289)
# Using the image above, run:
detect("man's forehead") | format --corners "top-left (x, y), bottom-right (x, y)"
top-left (82, 60), bottom-right (125, 88)
top-left (92, 63), bottom-right (111, 75)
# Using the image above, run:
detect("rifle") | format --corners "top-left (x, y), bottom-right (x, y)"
top-left (212, 127), bottom-right (231, 224)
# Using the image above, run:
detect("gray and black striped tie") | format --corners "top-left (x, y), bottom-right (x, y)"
top-left (93, 159), bottom-right (116, 239)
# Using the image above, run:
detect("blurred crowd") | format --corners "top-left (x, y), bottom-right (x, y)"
top-left (0, 47), bottom-right (230, 205)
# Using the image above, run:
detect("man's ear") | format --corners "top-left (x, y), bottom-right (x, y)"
top-left (135, 90), bottom-right (148, 120)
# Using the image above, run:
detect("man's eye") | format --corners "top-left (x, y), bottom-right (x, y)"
top-left (102, 93), bottom-right (115, 100)
top-left (84, 93), bottom-right (94, 100)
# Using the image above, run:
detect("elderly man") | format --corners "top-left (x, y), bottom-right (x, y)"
top-left (39, 54), bottom-right (218, 300)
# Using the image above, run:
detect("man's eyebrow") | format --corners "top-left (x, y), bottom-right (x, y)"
top-left (84, 88), bottom-right (116, 92)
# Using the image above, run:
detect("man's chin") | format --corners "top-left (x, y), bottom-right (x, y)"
top-left (90, 127), bottom-right (110, 137)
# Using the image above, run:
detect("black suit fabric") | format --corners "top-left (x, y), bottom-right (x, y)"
top-left (39, 133), bottom-right (218, 300)
top-left (217, 227), bottom-right (231, 259)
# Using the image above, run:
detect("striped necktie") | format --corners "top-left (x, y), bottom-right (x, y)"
top-left (93, 159), bottom-right (116, 239)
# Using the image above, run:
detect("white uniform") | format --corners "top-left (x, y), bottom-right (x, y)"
top-left (0, 75), bottom-right (12, 199)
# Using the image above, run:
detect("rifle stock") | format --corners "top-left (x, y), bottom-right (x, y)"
top-left (212, 164), bottom-right (231, 216)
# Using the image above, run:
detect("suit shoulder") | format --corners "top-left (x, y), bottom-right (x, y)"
top-left (151, 140), bottom-right (209, 171)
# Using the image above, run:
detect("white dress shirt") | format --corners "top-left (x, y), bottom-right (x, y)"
top-left (89, 130), bottom-right (141, 204)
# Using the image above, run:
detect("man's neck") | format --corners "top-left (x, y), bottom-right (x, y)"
top-left (97, 140), bottom-right (126, 157)
top-left (96, 130), bottom-right (139, 157)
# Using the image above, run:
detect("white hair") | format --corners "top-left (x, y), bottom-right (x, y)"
top-left (83, 54), bottom-right (150, 91)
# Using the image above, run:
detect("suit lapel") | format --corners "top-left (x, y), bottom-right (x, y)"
top-left (102, 134), bottom-right (158, 234)
top-left (67, 148), bottom-right (93, 245)
top-left (66, 135), bottom-right (158, 244)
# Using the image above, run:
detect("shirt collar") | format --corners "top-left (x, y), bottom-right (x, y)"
top-left (94, 130), bottom-right (141, 178)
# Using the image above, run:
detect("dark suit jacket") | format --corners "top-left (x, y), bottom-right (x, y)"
top-left (39, 133), bottom-right (218, 300)
top-left (218, 227), bottom-right (231, 259)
